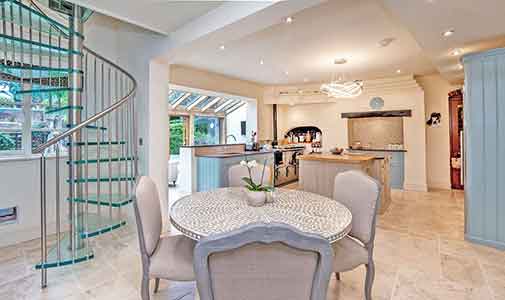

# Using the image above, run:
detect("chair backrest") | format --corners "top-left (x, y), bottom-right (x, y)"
top-left (333, 170), bottom-right (380, 245)
top-left (194, 223), bottom-right (333, 300)
top-left (133, 176), bottom-right (162, 257)
top-left (228, 164), bottom-right (271, 187)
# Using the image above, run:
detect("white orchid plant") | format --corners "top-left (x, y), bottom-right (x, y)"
top-left (240, 158), bottom-right (273, 192)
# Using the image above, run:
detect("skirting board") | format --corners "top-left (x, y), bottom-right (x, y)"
top-left (466, 234), bottom-right (505, 251)
top-left (403, 183), bottom-right (428, 192)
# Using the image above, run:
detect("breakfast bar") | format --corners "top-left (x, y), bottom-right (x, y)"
top-left (298, 153), bottom-right (391, 214)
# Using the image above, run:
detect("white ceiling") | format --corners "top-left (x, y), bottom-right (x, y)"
top-left (171, 0), bottom-right (437, 84)
top-left (380, 0), bottom-right (505, 83)
top-left (69, 0), bottom-right (225, 34)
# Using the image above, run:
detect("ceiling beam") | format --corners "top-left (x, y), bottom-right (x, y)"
top-left (201, 96), bottom-right (222, 112)
top-left (171, 92), bottom-right (191, 109)
top-left (214, 98), bottom-right (236, 113)
top-left (186, 95), bottom-right (208, 111)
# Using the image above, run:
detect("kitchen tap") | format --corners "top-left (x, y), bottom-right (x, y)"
top-left (226, 134), bottom-right (237, 143)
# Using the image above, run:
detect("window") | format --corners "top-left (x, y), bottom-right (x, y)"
top-left (169, 116), bottom-right (188, 156)
top-left (0, 80), bottom-right (68, 156)
top-left (194, 116), bottom-right (220, 145)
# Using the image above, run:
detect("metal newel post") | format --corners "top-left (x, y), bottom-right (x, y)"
top-left (68, 4), bottom-right (84, 252)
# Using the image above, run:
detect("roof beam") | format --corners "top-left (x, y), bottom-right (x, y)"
top-left (225, 101), bottom-right (246, 115)
top-left (214, 98), bottom-right (236, 113)
top-left (201, 96), bottom-right (222, 112)
top-left (186, 95), bottom-right (208, 111)
top-left (171, 92), bottom-right (191, 109)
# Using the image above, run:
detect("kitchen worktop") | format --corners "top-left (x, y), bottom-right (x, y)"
top-left (298, 153), bottom-right (375, 163)
top-left (196, 150), bottom-right (273, 158)
top-left (347, 148), bottom-right (407, 153)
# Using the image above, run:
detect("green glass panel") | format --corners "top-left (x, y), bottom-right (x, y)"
top-left (68, 193), bottom-right (132, 207)
top-left (0, 64), bottom-right (73, 79)
top-left (67, 156), bottom-right (133, 164)
top-left (0, 34), bottom-right (78, 56)
top-left (67, 176), bottom-right (135, 183)
top-left (0, 0), bottom-right (70, 36)
top-left (35, 234), bottom-right (94, 269)
top-left (79, 212), bottom-right (127, 239)
top-left (15, 87), bottom-right (80, 95)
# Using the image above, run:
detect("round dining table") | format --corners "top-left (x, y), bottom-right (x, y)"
top-left (170, 187), bottom-right (352, 244)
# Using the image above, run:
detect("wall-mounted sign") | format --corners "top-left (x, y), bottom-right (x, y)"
top-left (426, 112), bottom-right (442, 127)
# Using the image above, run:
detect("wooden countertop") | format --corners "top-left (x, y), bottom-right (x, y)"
top-left (298, 153), bottom-right (375, 164)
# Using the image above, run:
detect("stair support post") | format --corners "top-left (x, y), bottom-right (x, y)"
top-left (68, 4), bottom-right (84, 253)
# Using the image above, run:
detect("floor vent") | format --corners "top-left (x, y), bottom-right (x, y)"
top-left (0, 206), bottom-right (17, 225)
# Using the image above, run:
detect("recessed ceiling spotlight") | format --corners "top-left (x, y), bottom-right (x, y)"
top-left (260, 59), bottom-right (264, 65)
top-left (285, 16), bottom-right (293, 24)
top-left (334, 58), bottom-right (348, 65)
top-left (396, 69), bottom-right (402, 74)
top-left (219, 45), bottom-right (225, 50)
top-left (285, 71), bottom-right (289, 75)
top-left (458, 64), bottom-right (464, 70)
top-left (442, 29), bottom-right (455, 37)
top-left (378, 37), bottom-right (396, 48)
top-left (303, 78), bottom-right (309, 82)
top-left (451, 48), bottom-right (463, 56)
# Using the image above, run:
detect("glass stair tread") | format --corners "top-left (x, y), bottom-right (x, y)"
top-left (0, 63), bottom-right (74, 78)
top-left (68, 193), bottom-right (132, 207)
top-left (65, 124), bottom-right (107, 131)
top-left (0, 34), bottom-right (78, 56)
top-left (14, 87), bottom-right (78, 95)
top-left (35, 234), bottom-right (94, 270)
top-left (0, 0), bottom-right (70, 37)
top-left (79, 212), bottom-right (127, 239)
top-left (69, 141), bottom-right (126, 146)
top-left (45, 105), bottom-right (83, 114)
top-left (67, 176), bottom-right (135, 183)
top-left (67, 156), bottom-right (133, 164)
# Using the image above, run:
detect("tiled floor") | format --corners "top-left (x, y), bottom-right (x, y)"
top-left (1, 186), bottom-right (505, 300)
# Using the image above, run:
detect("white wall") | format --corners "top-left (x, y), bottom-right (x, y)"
top-left (417, 74), bottom-right (460, 190)
top-left (226, 104), bottom-right (248, 143)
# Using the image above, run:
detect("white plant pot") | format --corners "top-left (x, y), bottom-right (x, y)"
top-left (245, 190), bottom-right (266, 207)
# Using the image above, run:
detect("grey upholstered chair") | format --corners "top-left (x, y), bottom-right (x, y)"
top-left (332, 170), bottom-right (381, 300)
top-left (133, 176), bottom-right (196, 300)
top-left (228, 163), bottom-right (272, 187)
top-left (194, 222), bottom-right (333, 300)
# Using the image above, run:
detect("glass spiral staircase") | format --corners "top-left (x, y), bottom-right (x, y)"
top-left (0, 0), bottom-right (138, 287)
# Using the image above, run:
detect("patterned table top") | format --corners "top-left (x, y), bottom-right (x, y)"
top-left (170, 187), bottom-right (352, 244)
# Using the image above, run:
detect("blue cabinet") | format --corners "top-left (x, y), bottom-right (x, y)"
top-left (348, 150), bottom-right (405, 189)
top-left (196, 153), bottom-right (274, 192)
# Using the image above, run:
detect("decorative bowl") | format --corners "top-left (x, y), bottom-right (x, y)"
top-left (330, 147), bottom-right (344, 155)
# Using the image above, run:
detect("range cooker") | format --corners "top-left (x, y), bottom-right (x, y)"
top-left (273, 145), bottom-right (306, 186)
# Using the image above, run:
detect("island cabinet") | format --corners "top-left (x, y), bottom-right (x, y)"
top-left (298, 154), bottom-right (391, 214)
top-left (196, 152), bottom-right (274, 192)
top-left (347, 149), bottom-right (405, 189)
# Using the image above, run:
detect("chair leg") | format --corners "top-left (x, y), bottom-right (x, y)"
top-left (335, 272), bottom-right (341, 281)
top-left (141, 274), bottom-right (150, 300)
top-left (365, 262), bottom-right (375, 300)
top-left (154, 278), bottom-right (160, 293)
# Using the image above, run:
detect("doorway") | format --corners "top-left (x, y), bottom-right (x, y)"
top-left (449, 89), bottom-right (464, 190)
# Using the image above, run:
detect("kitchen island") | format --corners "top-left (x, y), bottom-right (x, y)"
top-left (298, 153), bottom-right (391, 214)
top-left (179, 144), bottom-right (274, 193)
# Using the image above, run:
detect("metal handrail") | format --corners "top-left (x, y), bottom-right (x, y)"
top-left (33, 46), bottom-right (137, 153)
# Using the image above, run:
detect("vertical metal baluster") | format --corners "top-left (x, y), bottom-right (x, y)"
top-left (1, 1), bottom-right (6, 66)
top-left (9, 2), bottom-right (14, 68)
top-left (120, 74), bottom-right (126, 205)
top-left (48, 26), bottom-right (52, 109)
top-left (108, 66), bottom-right (112, 220)
top-left (58, 35), bottom-right (61, 107)
top-left (56, 144), bottom-right (61, 261)
top-left (40, 154), bottom-right (47, 288)
top-left (133, 94), bottom-right (138, 178)
top-left (94, 57), bottom-right (101, 224)
top-left (115, 70), bottom-right (121, 219)
top-left (84, 52), bottom-right (89, 249)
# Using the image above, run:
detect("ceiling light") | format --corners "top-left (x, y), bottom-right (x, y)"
top-left (219, 45), bottom-right (225, 50)
top-left (285, 71), bottom-right (289, 75)
top-left (396, 69), bottom-right (402, 74)
top-left (303, 78), bottom-right (309, 82)
top-left (334, 58), bottom-right (347, 65)
top-left (442, 29), bottom-right (455, 37)
top-left (458, 64), bottom-right (464, 70)
top-left (260, 59), bottom-right (264, 65)
top-left (285, 16), bottom-right (293, 24)
top-left (378, 37), bottom-right (396, 48)
top-left (321, 80), bottom-right (363, 99)
top-left (451, 48), bottom-right (463, 56)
